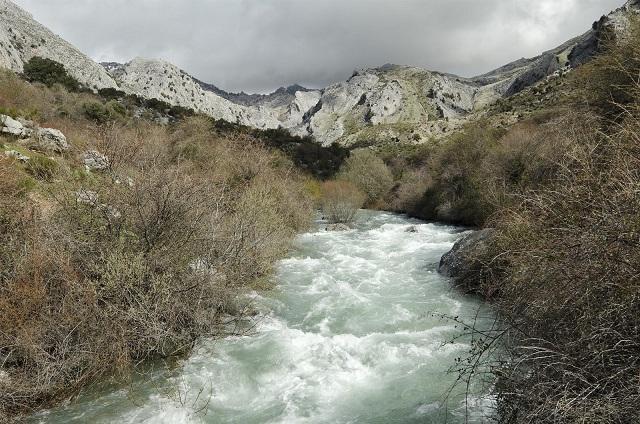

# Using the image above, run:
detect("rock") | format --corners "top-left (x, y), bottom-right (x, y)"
top-left (4, 149), bottom-right (29, 162)
top-left (405, 226), bottom-right (418, 233)
top-left (76, 189), bottom-right (98, 206)
top-left (326, 223), bottom-right (350, 231)
top-left (438, 228), bottom-right (495, 293)
top-left (0, 0), bottom-right (119, 90)
top-left (83, 150), bottom-right (110, 171)
top-left (36, 128), bottom-right (69, 152)
top-left (0, 114), bottom-right (28, 137)
top-left (100, 204), bottom-right (121, 221)
top-left (0, 370), bottom-right (9, 384)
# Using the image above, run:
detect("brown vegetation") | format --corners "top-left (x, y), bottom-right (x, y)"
top-left (0, 73), bottom-right (312, 420)
top-left (320, 180), bottom-right (365, 224)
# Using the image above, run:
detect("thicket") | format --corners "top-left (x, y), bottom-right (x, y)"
top-left (320, 180), bottom-right (365, 224)
top-left (472, 21), bottom-right (640, 424)
top-left (336, 149), bottom-right (393, 208)
top-left (420, 19), bottom-right (640, 424)
top-left (22, 57), bottom-right (80, 92)
top-left (0, 71), bottom-right (313, 420)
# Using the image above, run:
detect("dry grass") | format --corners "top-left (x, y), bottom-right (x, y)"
top-left (0, 80), bottom-right (313, 421)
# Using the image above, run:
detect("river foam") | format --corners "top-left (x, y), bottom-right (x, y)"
top-left (34, 211), bottom-right (493, 424)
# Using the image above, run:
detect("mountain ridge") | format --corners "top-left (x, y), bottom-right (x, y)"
top-left (1, 0), bottom-right (638, 144)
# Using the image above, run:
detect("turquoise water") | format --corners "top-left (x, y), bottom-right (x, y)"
top-left (34, 211), bottom-right (494, 423)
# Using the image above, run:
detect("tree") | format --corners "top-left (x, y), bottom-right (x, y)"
top-left (22, 56), bottom-right (80, 91)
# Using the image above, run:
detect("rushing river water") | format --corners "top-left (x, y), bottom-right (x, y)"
top-left (34, 211), bottom-right (494, 423)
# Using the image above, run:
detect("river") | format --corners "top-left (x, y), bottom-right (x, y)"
top-left (34, 211), bottom-right (494, 423)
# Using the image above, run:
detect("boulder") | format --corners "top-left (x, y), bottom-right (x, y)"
top-left (4, 150), bottom-right (30, 162)
top-left (326, 223), bottom-right (350, 231)
top-left (83, 150), bottom-right (110, 171)
top-left (438, 228), bottom-right (495, 293)
top-left (1, 114), bottom-right (28, 138)
top-left (36, 128), bottom-right (69, 152)
top-left (76, 190), bottom-right (99, 206)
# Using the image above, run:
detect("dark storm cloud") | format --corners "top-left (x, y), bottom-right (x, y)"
top-left (12, 0), bottom-right (624, 93)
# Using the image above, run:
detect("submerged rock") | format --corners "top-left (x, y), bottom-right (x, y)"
top-left (438, 228), bottom-right (495, 293)
top-left (326, 223), bottom-right (350, 231)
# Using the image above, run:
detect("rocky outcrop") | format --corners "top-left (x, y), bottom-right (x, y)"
top-left (4, 149), bottom-right (29, 161)
top-left (439, 228), bottom-right (495, 293)
top-left (83, 150), bottom-right (109, 171)
top-left (0, 0), bottom-right (118, 90)
top-left (35, 128), bottom-right (69, 152)
top-left (0, 114), bottom-right (28, 137)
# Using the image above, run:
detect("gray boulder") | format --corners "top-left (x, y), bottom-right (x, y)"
top-left (326, 223), bottom-right (350, 231)
top-left (1, 114), bottom-right (28, 138)
top-left (36, 128), bottom-right (69, 152)
top-left (4, 150), bottom-right (30, 162)
top-left (76, 190), bottom-right (99, 206)
top-left (438, 228), bottom-right (495, 293)
top-left (83, 150), bottom-right (110, 171)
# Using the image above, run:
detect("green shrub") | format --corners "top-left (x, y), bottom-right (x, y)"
top-left (22, 57), bottom-right (80, 91)
top-left (82, 100), bottom-right (127, 124)
top-left (25, 155), bottom-right (58, 181)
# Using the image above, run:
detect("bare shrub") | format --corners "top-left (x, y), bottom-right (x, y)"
top-left (320, 180), bottom-right (365, 224)
top-left (454, 21), bottom-right (640, 423)
top-left (0, 111), bottom-right (312, 420)
top-left (337, 149), bottom-right (393, 207)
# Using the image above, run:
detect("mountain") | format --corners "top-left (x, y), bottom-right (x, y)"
top-left (0, 0), bottom-right (117, 90)
top-left (1, 0), bottom-right (639, 145)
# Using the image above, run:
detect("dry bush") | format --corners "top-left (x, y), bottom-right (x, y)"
top-left (475, 117), bottom-right (640, 424)
top-left (457, 23), bottom-right (640, 423)
top-left (337, 148), bottom-right (394, 208)
top-left (320, 180), bottom-right (365, 224)
top-left (0, 108), bottom-right (312, 420)
top-left (388, 167), bottom-right (431, 213)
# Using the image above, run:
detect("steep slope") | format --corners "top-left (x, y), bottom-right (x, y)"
top-left (299, 0), bottom-right (640, 146)
top-left (105, 58), bottom-right (286, 129)
top-left (0, 0), bottom-right (117, 90)
top-left (0, 0), bottom-right (638, 145)
top-left (293, 65), bottom-right (497, 145)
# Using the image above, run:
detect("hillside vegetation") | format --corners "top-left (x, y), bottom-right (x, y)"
top-left (0, 67), bottom-right (323, 420)
top-left (321, 19), bottom-right (640, 424)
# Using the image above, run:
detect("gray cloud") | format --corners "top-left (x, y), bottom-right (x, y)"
top-left (13, 0), bottom-right (624, 93)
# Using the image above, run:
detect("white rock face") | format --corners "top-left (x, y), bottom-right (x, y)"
top-left (83, 150), bottom-right (109, 171)
top-left (0, 0), bottom-right (118, 90)
top-left (110, 58), bottom-right (283, 129)
top-left (1, 0), bottom-right (639, 146)
top-left (0, 114), bottom-right (27, 137)
top-left (4, 149), bottom-right (29, 161)
top-left (36, 128), bottom-right (69, 152)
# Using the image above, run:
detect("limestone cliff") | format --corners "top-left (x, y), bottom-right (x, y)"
top-left (1, 0), bottom-right (638, 145)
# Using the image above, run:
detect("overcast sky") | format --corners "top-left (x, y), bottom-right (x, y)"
top-left (13, 0), bottom-right (624, 93)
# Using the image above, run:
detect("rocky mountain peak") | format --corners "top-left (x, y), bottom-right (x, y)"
top-left (0, 0), bottom-right (117, 90)
top-left (1, 0), bottom-right (638, 146)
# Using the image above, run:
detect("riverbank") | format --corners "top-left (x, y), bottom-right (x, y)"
top-left (32, 211), bottom-right (497, 423)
